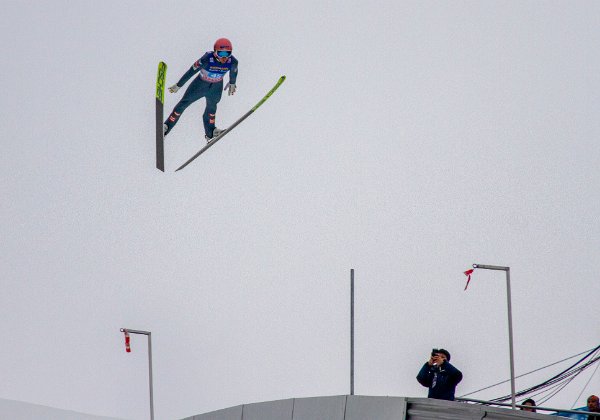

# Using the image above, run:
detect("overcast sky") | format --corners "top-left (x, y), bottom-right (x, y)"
top-left (2, 1), bottom-right (599, 419)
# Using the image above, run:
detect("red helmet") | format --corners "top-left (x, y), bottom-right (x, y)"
top-left (214, 38), bottom-right (233, 53)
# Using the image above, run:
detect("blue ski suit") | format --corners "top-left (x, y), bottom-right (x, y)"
top-left (416, 360), bottom-right (463, 401)
top-left (164, 52), bottom-right (238, 137)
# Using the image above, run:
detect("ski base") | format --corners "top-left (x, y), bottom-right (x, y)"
top-left (155, 61), bottom-right (167, 171)
top-left (175, 75), bottom-right (286, 172)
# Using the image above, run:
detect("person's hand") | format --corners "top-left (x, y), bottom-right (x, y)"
top-left (168, 84), bottom-right (180, 93)
top-left (224, 83), bottom-right (236, 96)
top-left (428, 355), bottom-right (437, 366)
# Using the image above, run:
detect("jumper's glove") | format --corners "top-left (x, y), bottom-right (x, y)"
top-left (168, 84), bottom-right (180, 93)
top-left (224, 83), bottom-right (236, 96)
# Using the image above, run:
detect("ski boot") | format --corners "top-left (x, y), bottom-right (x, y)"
top-left (205, 127), bottom-right (225, 143)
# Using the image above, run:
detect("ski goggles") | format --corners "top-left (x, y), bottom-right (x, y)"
top-left (216, 50), bottom-right (232, 58)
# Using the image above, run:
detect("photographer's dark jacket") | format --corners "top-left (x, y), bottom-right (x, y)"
top-left (416, 361), bottom-right (463, 401)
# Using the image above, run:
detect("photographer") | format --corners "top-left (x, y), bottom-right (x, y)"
top-left (416, 348), bottom-right (463, 401)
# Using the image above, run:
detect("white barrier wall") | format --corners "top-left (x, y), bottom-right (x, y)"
top-left (182, 395), bottom-right (549, 420)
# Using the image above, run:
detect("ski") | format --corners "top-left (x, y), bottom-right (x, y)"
top-left (155, 61), bottom-right (167, 171)
top-left (175, 75), bottom-right (286, 172)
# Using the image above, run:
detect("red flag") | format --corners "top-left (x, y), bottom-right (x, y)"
top-left (463, 269), bottom-right (474, 291)
top-left (124, 330), bottom-right (131, 352)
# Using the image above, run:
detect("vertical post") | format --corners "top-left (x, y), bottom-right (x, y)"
top-left (147, 332), bottom-right (155, 420)
top-left (121, 328), bottom-right (155, 420)
top-left (471, 264), bottom-right (516, 409)
top-left (350, 268), bottom-right (354, 395)
top-left (505, 268), bottom-right (516, 410)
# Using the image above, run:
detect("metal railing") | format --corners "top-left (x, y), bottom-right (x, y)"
top-left (457, 397), bottom-right (597, 417)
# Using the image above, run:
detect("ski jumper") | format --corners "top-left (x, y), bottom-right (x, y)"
top-left (165, 52), bottom-right (238, 137)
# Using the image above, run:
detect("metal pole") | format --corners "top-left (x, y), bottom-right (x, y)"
top-left (121, 328), bottom-right (155, 420)
top-left (505, 268), bottom-right (516, 410)
top-left (350, 268), bottom-right (354, 395)
top-left (147, 332), bottom-right (155, 420)
top-left (471, 264), bottom-right (516, 410)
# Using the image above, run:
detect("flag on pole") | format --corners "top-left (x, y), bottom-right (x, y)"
top-left (463, 269), bottom-right (474, 291)
top-left (124, 330), bottom-right (131, 352)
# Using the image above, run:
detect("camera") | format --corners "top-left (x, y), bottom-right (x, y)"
top-left (431, 349), bottom-right (441, 368)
